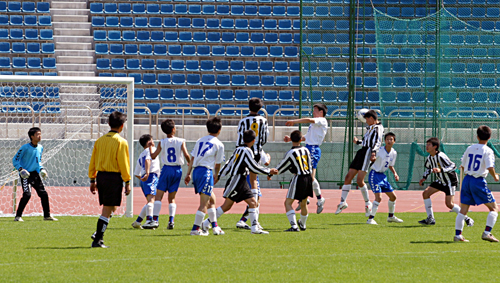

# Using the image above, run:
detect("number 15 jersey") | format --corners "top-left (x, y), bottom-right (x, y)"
top-left (461, 144), bottom-right (495, 178)
top-left (160, 137), bottom-right (186, 166)
top-left (191, 135), bottom-right (225, 170)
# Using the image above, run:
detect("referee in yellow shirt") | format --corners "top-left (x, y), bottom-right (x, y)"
top-left (88, 111), bottom-right (131, 248)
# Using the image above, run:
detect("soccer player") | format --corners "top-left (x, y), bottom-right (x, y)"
top-left (418, 137), bottom-right (474, 226)
top-left (336, 110), bottom-right (383, 216)
top-left (12, 127), bottom-right (57, 222)
top-left (284, 103), bottom-right (328, 214)
top-left (184, 117), bottom-right (225, 236)
top-left (201, 130), bottom-right (278, 234)
top-left (150, 119), bottom-right (190, 229)
top-left (235, 98), bottom-right (269, 228)
top-left (274, 130), bottom-right (313, 232)
top-left (455, 125), bottom-right (499, 242)
top-left (366, 132), bottom-right (403, 225)
top-left (132, 134), bottom-right (161, 229)
top-left (88, 111), bottom-right (131, 248)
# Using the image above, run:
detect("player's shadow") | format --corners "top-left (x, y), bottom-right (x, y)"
top-left (387, 225), bottom-right (427, 228)
top-left (140, 234), bottom-right (185, 237)
top-left (27, 247), bottom-right (91, 250)
top-left (409, 241), bottom-right (454, 244)
top-left (329, 223), bottom-right (366, 226)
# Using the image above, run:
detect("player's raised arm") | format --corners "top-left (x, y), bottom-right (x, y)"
top-left (285, 118), bottom-right (316, 126)
top-left (150, 141), bottom-right (162, 160)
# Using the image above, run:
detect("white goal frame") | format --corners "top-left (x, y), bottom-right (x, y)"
top-left (0, 75), bottom-right (135, 217)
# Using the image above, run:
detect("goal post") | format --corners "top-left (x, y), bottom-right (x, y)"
top-left (0, 75), bottom-right (135, 217)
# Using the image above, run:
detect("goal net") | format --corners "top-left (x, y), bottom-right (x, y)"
top-left (0, 75), bottom-right (134, 217)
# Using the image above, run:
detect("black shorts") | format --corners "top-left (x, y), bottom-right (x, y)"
top-left (96, 172), bottom-right (124, 206)
top-left (223, 175), bottom-right (254, 203)
top-left (287, 174), bottom-right (314, 201)
top-left (20, 171), bottom-right (46, 195)
top-left (430, 181), bottom-right (456, 196)
top-left (349, 147), bottom-right (372, 172)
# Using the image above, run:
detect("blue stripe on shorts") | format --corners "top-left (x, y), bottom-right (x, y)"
top-left (157, 165), bottom-right (182, 193)
top-left (141, 173), bottom-right (158, 196)
top-left (305, 144), bottom-right (321, 169)
top-left (461, 175), bottom-right (495, 206)
top-left (193, 167), bottom-right (214, 196)
top-left (369, 170), bottom-right (393, 193)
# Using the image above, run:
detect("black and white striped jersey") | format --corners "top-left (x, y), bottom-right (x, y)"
top-left (356, 122), bottom-right (384, 152)
top-left (236, 114), bottom-right (268, 155)
top-left (276, 146), bottom-right (312, 175)
top-left (218, 146), bottom-right (270, 179)
top-left (422, 151), bottom-right (458, 186)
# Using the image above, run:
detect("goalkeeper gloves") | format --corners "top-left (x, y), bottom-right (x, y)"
top-left (40, 169), bottom-right (48, 180)
top-left (19, 168), bottom-right (30, 179)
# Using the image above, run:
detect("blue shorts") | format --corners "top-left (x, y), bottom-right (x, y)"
top-left (369, 170), bottom-right (393, 193)
top-left (461, 175), bottom-right (496, 206)
top-left (193, 167), bottom-right (214, 196)
top-left (306, 144), bottom-right (321, 169)
top-left (246, 174), bottom-right (262, 197)
top-left (157, 165), bottom-right (182, 193)
top-left (140, 173), bottom-right (158, 197)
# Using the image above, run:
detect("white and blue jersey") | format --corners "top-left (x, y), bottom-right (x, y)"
top-left (134, 147), bottom-right (161, 196)
top-left (368, 147), bottom-right (397, 193)
top-left (190, 135), bottom-right (225, 196)
top-left (460, 144), bottom-right (496, 205)
top-left (158, 137), bottom-right (186, 193)
top-left (13, 143), bottom-right (44, 173)
top-left (304, 118), bottom-right (328, 169)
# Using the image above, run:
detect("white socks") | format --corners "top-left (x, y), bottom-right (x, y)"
top-left (194, 211), bottom-right (205, 227)
top-left (455, 213), bottom-right (465, 232)
top-left (251, 189), bottom-right (259, 202)
top-left (146, 202), bottom-right (154, 218)
top-left (340, 184), bottom-right (351, 203)
top-left (286, 210), bottom-right (298, 228)
top-left (312, 179), bottom-right (321, 197)
top-left (248, 208), bottom-right (258, 230)
top-left (207, 207), bottom-right (217, 226)
top-left (300, 214), bottom-right (308, 228)
top-left (169, 203), bottom-right (177, 218)
top-left (424, 198), bottom-right (434, 218)
top-left (451, 204), bottom-right (460, 214)
top-left (371, 201), bottom-right (380, 217)
top-left (388, 200), bottom-right (395, 215)
top-left (153, 200), bottom-right (162, 217)
top-left (216, 206), bottom-right (224, 218)
top-left (139, 204), bottom-right (147, 220)
top-left (486, 211), bottom-right (498, 232)
top-left (360, 185), bottom-right (370, 203)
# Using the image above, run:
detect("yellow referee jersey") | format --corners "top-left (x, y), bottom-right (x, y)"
top-left (88, 131), bottom-right (131, 182)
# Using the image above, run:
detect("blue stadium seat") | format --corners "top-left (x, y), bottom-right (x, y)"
top-left (175, 89), bottom-right (189, 101)
top-left (217, 74), bottom-right (230, 86)
top-left (219, 89), bottom-right (233, 101)
top-left (133, 3), bottom-right (146, 14)
top-left (111, 58), bottom-right (125, 70)
top-left (39, 29), bottom-right (52, 40)
top-left (158, 74), bottom-right (171, 85)
top-left (245, 61), bottom-right (258, 72)
top-left (250, 33), bottom-right (263, 44)
top-left (187, 74), bottom-right (200, 85)
top-left (38, 15), bottom-right (52, 26)
top-left (190, 89), bottom-right (204, 101)
top-left (11, 42), bottom-right (25, 54)
top-left (45, 87), bottom-right (59, 99)
top-left (220, 105), bottom-right (235, 116)
top-left (265, 33), bottom-right (278, 44)
top-left (230, 60), bottom-right (243, 72)
top-left (249, 19), bottom-right (262, 30)
top-left (172, 74), bottom-right (186, 85)
top-left (249, 90), bottom-right (263, 100)
top-left (144, 88), bottom-right (159, 99)
top-left (202, 74), bottom-right (215, 86)
top-left (27, 43), bottom-right (40, 54)
top-left (205, 90), bottom-right (218, 101)
top-left (37, 2), bottom-right (49, 13)
top-left (147, 4), bottom-right (160, 14)
top-left (234, 90), bottom-right (248, 101)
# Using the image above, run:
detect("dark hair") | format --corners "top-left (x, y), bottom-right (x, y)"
top-left (426, 137), bottom-right (440, 150)
top-left (243, 130), bottom-right (256, 143)
top-left (206, 117), bottom-right (222, 134)
top-left (108, 111), bottom-right (126, 129)
top-left (477, 125), bottom-right (491, 141)
top-left (290, 130), bottom-right (302, 143)
top-left (314, 103), bottom-right (328, 117)
top-left (161, 119), bottom-right (175, 135)
top-left (385, 132), bottom-right (396, 141)
top-left (364, 110), bottom-right (378, 120)
top-left (139, 134), bottom-right (153, 148)
top-left (249, 97), bottom-right (263, 113)
top-left (28, 127), bottom-right (41, 141)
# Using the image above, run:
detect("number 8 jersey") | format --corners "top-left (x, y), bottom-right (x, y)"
top-left (461, 144), bottom-right (495, 178)
top-left (160, 137), bottom-right (186, 166)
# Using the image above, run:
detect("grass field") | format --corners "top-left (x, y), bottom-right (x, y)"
top-left (1, 212), bottom-right (500, 282)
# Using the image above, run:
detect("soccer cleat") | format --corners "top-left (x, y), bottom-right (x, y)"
top-left (131, 221), bottom-right (143, 229)
top-left (297, 220), bottom-right (306, 231)
top-left (200, 220), bottom-right (211, 233)
top-left (14, 216), bottom-right (23, 222)
top-left (91, 232), bottom-right (97, 240)
top-left (44, 216), bottom-right (58, 221)
top-left (295, 199), bottom-right (310, 211)
top-left (257, 222), bottom-right (264, 230)
top-left (167, 222), bottom-right (174, 230)
top-left (482, 232), bottom-right (499, 242)
top-left (91, 240), bottom-right (109, 248)
top-left (418, 216), bottom-right (436, 225)
top-left (236, 220), bottom-right (251, 230)
top-left (190, 229), bottom-right (209, 236)
top-left (365, 202), bottom-right (372, 217)
top-left (366, 218), bottom-right (378, 225)
top-left (454, 235), bottom-right (469, 242)
top-left (213, 226), bottom-right (225, 235)
top-left (251, 228), bottom-right (269, 234)
top-left (317, 197), bottom-right (326, 214)
top-left (284, 227), bottom-right (300, 232)
top-left (387, 216), bottom-right (404, 223)
top-left (142, 220), bottom-right (157, 229)
top-left (465, 217), bottom-right (474, 227)
top-left (335, 202), bottom-right (348, 214)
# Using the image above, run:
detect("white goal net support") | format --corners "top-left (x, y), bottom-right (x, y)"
top-left (0, 75), bottom-right (134, 217)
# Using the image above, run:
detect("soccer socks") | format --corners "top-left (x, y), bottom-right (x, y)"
top-left (340, 184), bottom-right (351, 204)
top-left (137, 204), bottom-right (147, 223)
top-left (360, 185), bottom-right (370, 203)
top-left (169, 203), bottom-right (177, 223)
top-left (207, 207), bottom-right (218, 228)
top-left (251, 189), bottom-right (259, 201)
top-left (94, 215), bottom-right (109, 242)
top-left (192, 211), bottom-right (205, 231)
top-left (388, 200), bottom-right (396, 218)
top-left (370, 201), bottom-right (380, 219)
top-left (216, 207), bottom-right (224, 218)
top-left (153, 200), bottom-right (162, 221)
top-left (240, 206), bottom-right (249, 222)
top-left (455, 213), bottom-right (466, 235)
top-left (424, 198), bottom-right (434, 218)
top-left (313, 179), bottom-right (322, 199)
top-left (286, 210), bottom-right (298, 229)
top-left (300, 214), bottom-right (308, 228)
top-left (146, 202), bottom-right (154, 221)
top-left (451, 204), bottom-right (460, 214)
top-left (248, 208), bottom-right (259, 231)
top-left (485, 211), bottom-right (498, 233)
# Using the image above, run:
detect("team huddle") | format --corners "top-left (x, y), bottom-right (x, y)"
top-left (11, 99), bottom-right (500, 248)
